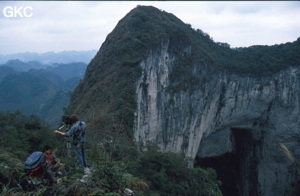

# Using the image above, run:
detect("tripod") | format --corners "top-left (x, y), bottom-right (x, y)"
top-left (58, 124), bottom-right (72, 158)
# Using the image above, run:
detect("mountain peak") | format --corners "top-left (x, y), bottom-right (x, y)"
top-left (66, 5), bottom-right (300, 122)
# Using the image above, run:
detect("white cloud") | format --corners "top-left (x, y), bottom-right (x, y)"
top-left (0, 1), bottom-right (299, 54)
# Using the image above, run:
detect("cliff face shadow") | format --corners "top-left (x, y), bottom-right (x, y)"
top-left (196, 128), bottom-right (260, 196)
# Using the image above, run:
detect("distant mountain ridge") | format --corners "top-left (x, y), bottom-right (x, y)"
top-left (0, 50), bottom-right (97, 64)
top-left (0, 60), bottom-right (88, 126)
top-left (1, 59), bottom-right (46, 72)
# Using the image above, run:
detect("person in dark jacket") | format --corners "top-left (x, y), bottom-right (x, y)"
top-left (54, 114), bottom-right (87, 169)
top-left (40, 145), bottom-right (65, 184)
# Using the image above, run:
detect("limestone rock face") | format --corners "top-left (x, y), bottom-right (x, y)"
top-left (64, 6), bottom-right (300, 196)
top-left (134, 43), bottom-right (300, 195)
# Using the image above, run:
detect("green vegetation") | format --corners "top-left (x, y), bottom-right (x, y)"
top-left (162, 16), bottom-right (300, 76)
top-left (113, 6), bottom-right (300, 78)
top-left (0, 111), bottom-right (61, 194)
top-left (0, 110), bottom-right (60, 156)
top-left (129, 147), bottom-right (222, 196)
top-left (0, 111), bottom-right (222, 195)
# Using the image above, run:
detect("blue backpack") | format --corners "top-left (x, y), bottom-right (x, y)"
top-left (23, 151), bottom-right (43, 170)
top-left (73, 121), bottom-right (85, 141)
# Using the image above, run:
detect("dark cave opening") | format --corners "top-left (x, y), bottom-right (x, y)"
top-left (196, 152), bottom-right (239, 196)
top-left (196, 128), bottom-right (259, 196)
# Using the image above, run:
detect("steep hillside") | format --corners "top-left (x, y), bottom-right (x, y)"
top-left (66, 5), bottom-right (300, 196)
top-left (66, 5), bottom-right (214, 127)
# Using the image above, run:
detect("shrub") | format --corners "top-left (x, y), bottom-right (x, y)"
top-left (129, 148), bottom-right (222, 196)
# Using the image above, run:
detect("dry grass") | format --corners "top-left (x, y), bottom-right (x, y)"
top-left (279, 143), bottom-right (300, 175)
top-left (279, 143), bottom-right (295, 163)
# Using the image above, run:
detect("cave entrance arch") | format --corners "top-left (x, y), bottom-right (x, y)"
top-left (196, 128), bottom-right (261, 196)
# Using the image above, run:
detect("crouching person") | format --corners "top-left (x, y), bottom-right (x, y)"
top-left (41, 145), bottom-right (66, 184)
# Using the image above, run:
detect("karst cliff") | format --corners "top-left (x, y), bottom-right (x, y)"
top-left (66, 6), bottom-right (300, 196)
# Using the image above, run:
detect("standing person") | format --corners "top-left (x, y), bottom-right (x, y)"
top-left (54, 114), bottom-right (88, 171)
top-left (40, 145), bottom-right (65, 184)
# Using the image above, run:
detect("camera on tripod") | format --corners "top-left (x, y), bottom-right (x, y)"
top-left (61, 115), bottom-right (72, 126)
top-left (60, 115), bottom-right (72, 158)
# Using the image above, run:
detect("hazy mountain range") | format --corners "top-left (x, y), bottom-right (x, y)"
top-left (0, 50), bottom-right (97, 65)
top-left (0, 59), bottom-right (88, 126)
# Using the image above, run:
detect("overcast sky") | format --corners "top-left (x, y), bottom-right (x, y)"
top-left (0, 1), bottom-right (299, 55)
